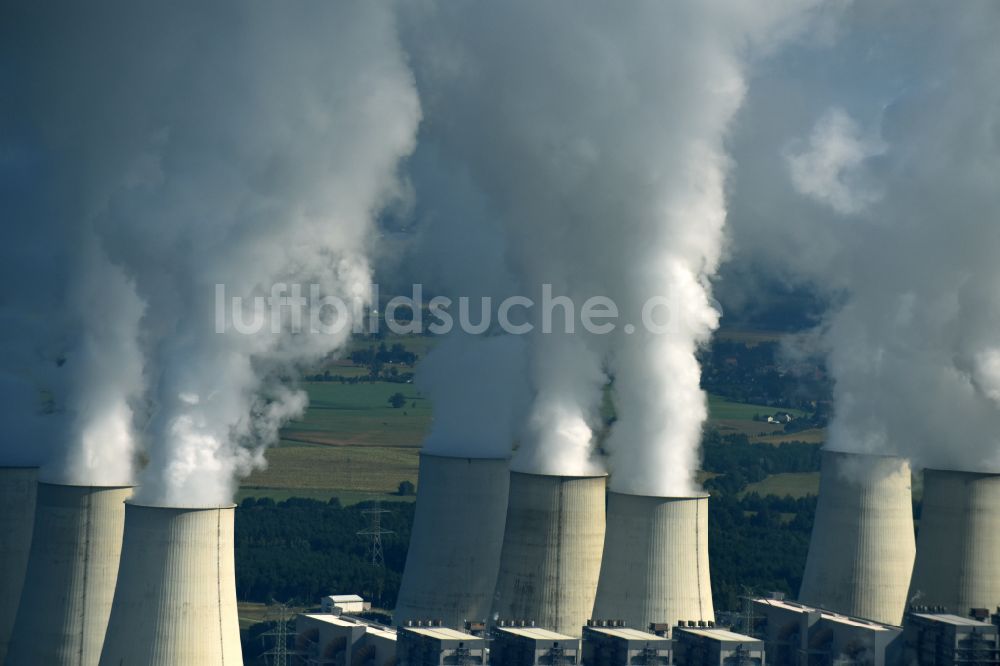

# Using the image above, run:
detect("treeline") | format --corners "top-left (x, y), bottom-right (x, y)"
top-left (701, 430), bottom-right (820, 495)
top-left (235, 497), bottom-right (414, 608)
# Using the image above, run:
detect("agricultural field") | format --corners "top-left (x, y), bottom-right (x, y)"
top-left (281, 381), bottom-right (431, 447)
top-left (742, 472), bottom-right (820, 498)
top-left (242, 334), bottom-right (825, 505)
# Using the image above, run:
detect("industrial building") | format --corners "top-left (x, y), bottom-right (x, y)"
top-left (98, 503), bottom-right (242, 665)
top-left (798, 450), bottom-right (916, 625)
top-left (296, 613), bottom-right (397, 666)
top-left (908, 469), bottom-right (1000, 614)
top-left (492, 471), bottom-right (607, 637)
top-left (395, 454), bottom-right (511, 628)
top-left (751, 597), bottom-right (902, 665)
top-left (0, 467), bottom-right (36, 663)
top-left (323, 594), bottom-right (372, 615)
top-left (903, 612), bottom-right (1000, 665)
top-left (672, 625), bottom-right (764, 666)
top-left (397, 624), bottom-right (486, 666)
top-left (491, 624), bottom-right (580, 666)
top-left (593, 492), bottom-right (714, 631)
top-left (581, 621), bottom-right (672, 666)
top-left (6, 482), bottom-right (132, 666)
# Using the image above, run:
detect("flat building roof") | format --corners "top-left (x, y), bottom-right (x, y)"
top-left (496, 627), bottom-right (576, 641)
top-left (752, 598), bottom-right (896, 630)
top-left (404, 627), bottom-right (481, 642)
top-left (911, 613), bottom-right (996, 628)
top-left (585, 627), bottom-right (668, 642)
top-left (678, 628), bottom-right (762, 643)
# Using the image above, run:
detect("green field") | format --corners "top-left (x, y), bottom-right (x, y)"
top-left (239, 338), bottom-right (819, 505)
top-left (707, 394), bottom-right (809, 420)
top-left (281, 382), bottom-right (431, 447)
top-left (742, 472), bottom-right (820, 498)
top-left (242, 444), bottom-right (420, 504)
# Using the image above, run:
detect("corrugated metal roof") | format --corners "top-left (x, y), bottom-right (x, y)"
top-left (912, 613), bottom-right (994, 627)
top-left (678, 628), bottom-right (761, 643)
top-left (586, 626), bottom-right (666, 641)
top-left (752, 598), bottom-right (895, 630)
top-left (496, 626), bottom-right (576, 641)
top-left (405, 626), bottom-right (480, 641)
top-left (302, 614), bottom-right (358, 628)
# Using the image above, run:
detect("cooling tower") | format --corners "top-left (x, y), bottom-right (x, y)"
top-left (798, 450), bottom-right (915, 625)
top-left (0, 467), bottom-right (37, 663)
top-left (491, 471), bottom-right (606, 636)
top-left (98, 503), bottom-right (242, 666)
top-left (394, 454), bottom-right (510, 627)
top-left (907, 468), bottom-right (1000, 613)
top-left (6, 482), bottom-right (131, 666)
top-left (592, 491), bottom-right (714, 631)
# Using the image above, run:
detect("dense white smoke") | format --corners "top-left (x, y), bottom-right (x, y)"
top-left (403, 1), bottom-right (828, 491)
top-left (1, 19), bottom-right (145, 482)
top-left (726, 1), bottom-right (1000, 472)
top-left (417, 334), bottom-right (530, 459)
top-left (5, 2), bottom-right (420, 505)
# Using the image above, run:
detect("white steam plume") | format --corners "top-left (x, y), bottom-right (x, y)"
top-left (6, 2), bottom-right (420, 505)
top-left (726, 1), bottom-right (1000, 472)
top-left (1, 21), bottom-right (144, 482)
top-left (417, 334), bottom-right (530, 459)
top-left (402, 1), bottom-right (827, 491)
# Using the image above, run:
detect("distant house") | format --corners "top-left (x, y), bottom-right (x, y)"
top-left (767, 412), bottom-right (794, 424)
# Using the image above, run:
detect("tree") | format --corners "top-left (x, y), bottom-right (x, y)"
top-left (397, 480), bottom-right (415, 496)
top-left (388, 392), bottom-right (406, 409)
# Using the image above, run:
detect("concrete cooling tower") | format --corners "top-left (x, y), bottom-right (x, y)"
top-left (491, 471), bottom-right (607, 636)
top-left (592, 492), bottom-right (714, 631)
top-left (98, 503), bottom-right (242, 666)
top-left (394, 454), bottom-right (510, 627)
top-left (0, 467), bottom-right (37, 663)
top-left (798, 450), bottom-right (915, 626)
top-left (908, 468), bottom-right (1000, 614)
top-left (6, 482), bottom-right (131, 666)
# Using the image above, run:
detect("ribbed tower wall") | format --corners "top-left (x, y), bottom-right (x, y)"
top-left (908, 469), bottom-right (1000, 613)
top-left (394, 454), bottom-right (510, 627)
top-left (98, 503), bottom-right (242, 666)
top-left (6, 483), bottom-right (131, 666)
top-left (798, 450), bottom-right (915, 625)
top-left (0, 468), bottom-right (37, 663)
top-left (491, 471), bottom-right (606, 636)
top-left (592, 492), bottom-right (713, 631)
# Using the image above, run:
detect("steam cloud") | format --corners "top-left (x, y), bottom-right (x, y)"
top-left (726, 1), bottom-right (1000, 472)
top-left (4, 2), bottom-right (419, 505)
top-left (403, 1), bottom-right (829, 493)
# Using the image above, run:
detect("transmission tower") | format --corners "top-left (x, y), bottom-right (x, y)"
top-left (261, 602), bottom-right (292, 666)
top-left (358, 500), bottom-right (393, 568)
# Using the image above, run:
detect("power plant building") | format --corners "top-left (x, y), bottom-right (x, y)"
top-left (798, 450), bottom-right (915, 625)
top-left (98, 503), bottom-right (242, 666)
top-left (395, 454), bottom-right (511, 628)
top-left (902, 612), bottom-right (1000, 666)
top-left (296, 613), bottom-right (397, 666)
top-left (491, 624), bottom-right (580, 666)
top-left (907, 469), bottom-right (1000, 615)
top-left (751, 596), bottom-right (903, 666)
top-left (581, 622), bottom-right (672, 666)
top-left (671, 626), bottom-right (764, 666)
top-left (593, 492), bottom-right (714, 631)
top-left (492, 471), bottom-right (607, 637)
top-left (0, 467), bottom-right (36, 663)
top-left (6, 482), bottom-right (131, 666)
top-left (396, 624), bottom-right (485, 666)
